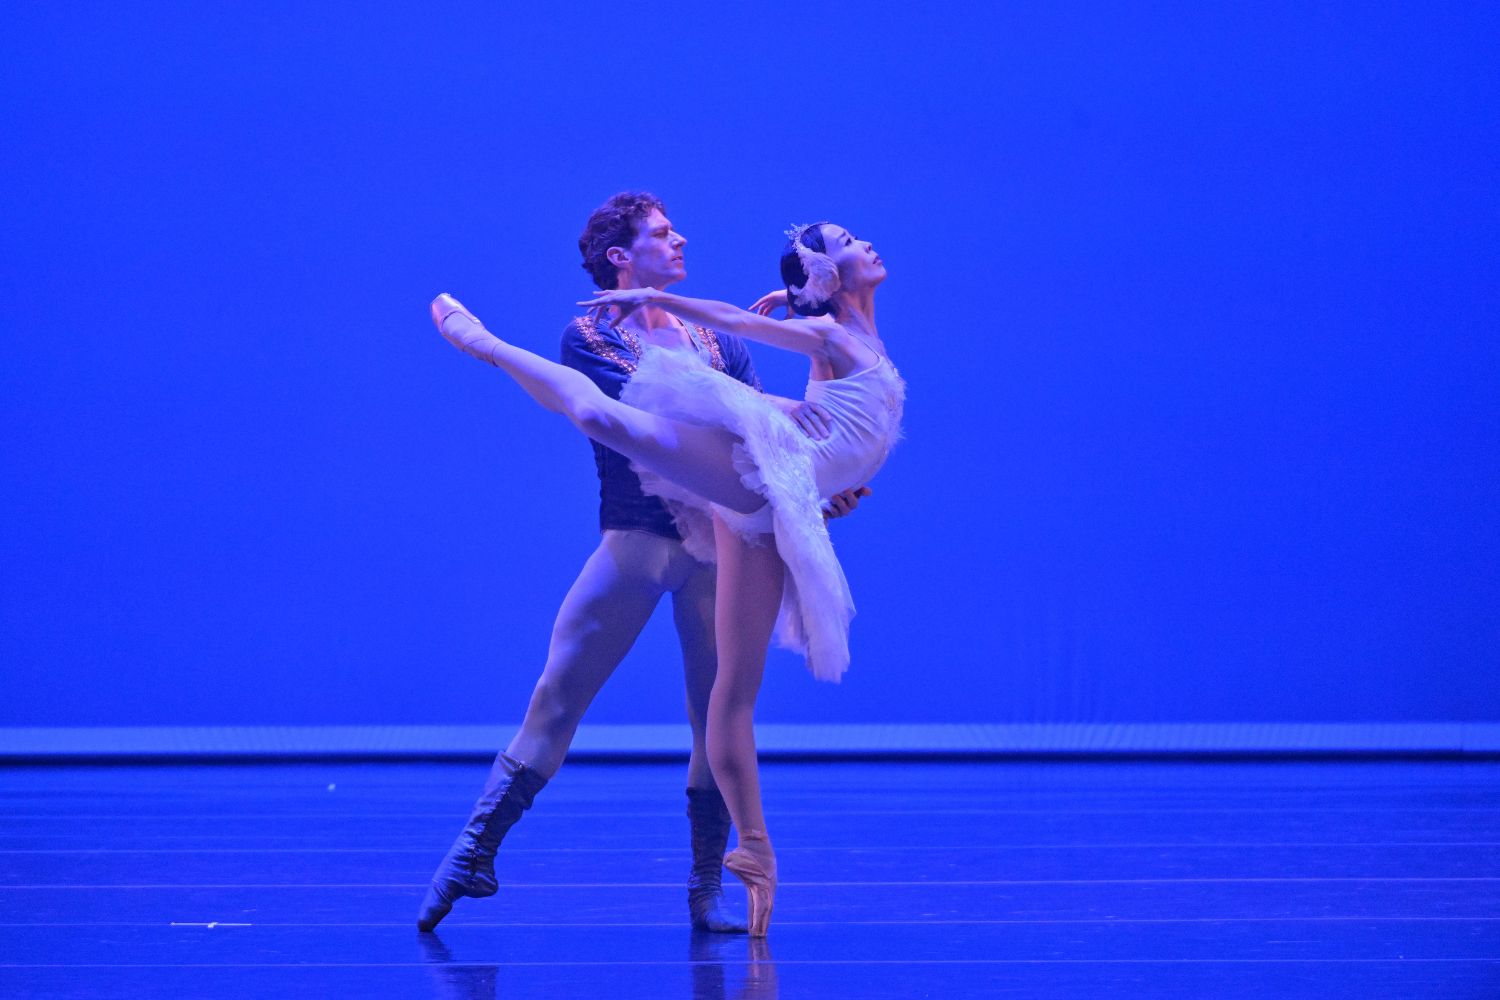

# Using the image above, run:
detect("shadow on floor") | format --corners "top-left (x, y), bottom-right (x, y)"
top-left (417, 930), bottom-right (779, 1000)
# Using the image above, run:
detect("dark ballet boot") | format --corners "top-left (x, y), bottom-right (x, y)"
top-left (416, 752), bottom-right (547, 932)
top-left (687, 787), bottom-right (748, 933)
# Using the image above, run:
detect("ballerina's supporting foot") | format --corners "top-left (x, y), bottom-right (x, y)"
top-left (723, 832), bottom-right (777, 937)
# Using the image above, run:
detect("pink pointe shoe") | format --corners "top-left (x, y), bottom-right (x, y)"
top-left (723, 839), bottom-right (777, 937)
top-left (431, 293), bottom-right (502, 365)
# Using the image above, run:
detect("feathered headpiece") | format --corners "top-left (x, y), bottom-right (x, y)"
top-left (784, 223), bottom-right (841, 309)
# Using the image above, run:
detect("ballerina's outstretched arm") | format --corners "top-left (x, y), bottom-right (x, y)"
top-left (580, 287), bottom-right (858, 371)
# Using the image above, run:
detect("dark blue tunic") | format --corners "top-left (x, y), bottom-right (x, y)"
top-left (560, 312), bottom-right (761, 540)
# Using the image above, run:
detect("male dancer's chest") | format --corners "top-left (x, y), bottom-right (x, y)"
top-left (583, 316), bottom-right (727, 377)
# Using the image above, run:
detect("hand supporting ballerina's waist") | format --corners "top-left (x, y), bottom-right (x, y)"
top-left (823, 485), bottom-right (872, 520)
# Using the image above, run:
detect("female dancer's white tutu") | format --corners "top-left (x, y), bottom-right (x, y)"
top-left (621, 346), bottom-right (904, 682)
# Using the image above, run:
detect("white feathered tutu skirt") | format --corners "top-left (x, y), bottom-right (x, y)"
top-left (619, 347), bottom-right (854, 682)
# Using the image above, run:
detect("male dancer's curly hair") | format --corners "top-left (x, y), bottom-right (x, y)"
top-left (578, 191), bottom-right (667, 290)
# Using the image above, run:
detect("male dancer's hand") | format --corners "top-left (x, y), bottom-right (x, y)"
top-left (788, 400), bottom-right (832, 440)
top-left (767, 395), bottom-right (833, 441)
top-left (824, 486), bottom-right (872, 521)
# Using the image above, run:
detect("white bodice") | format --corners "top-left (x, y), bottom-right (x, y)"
top-left (803, 356), bottom-right (906, 499)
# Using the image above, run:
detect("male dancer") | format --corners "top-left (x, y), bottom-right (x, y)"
top-left (417, 192), bottom-right (865, 933)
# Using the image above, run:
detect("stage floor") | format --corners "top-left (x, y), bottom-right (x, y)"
top-left (1, 759), bottom-right (1497, 998)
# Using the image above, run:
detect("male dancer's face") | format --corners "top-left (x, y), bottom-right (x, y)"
top-left (616, 209), bottom-right (687, 290)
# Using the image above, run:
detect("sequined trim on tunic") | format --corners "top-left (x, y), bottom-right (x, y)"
top-left (693, 324), bottom-right (763, 390)
top-left (577, 314), bottom-right (743, 380)
top-left (689, 324), bottom-right (724, 372)
top-left (576, 314), bottom-right (640, 375)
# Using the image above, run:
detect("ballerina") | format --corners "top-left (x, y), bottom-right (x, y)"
top-left (431, 221), bottom-right (903, 934)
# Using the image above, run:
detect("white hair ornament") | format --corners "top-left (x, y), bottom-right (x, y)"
top-left (784, 223), bottom-right (841, 309)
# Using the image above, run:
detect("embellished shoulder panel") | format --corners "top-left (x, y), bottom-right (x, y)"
top-left (575, 314), bottom-right (643, 375)
top-left (689, 324), bottom-right (727, 373)
top-left (692, 325), bottom-right (763, 391)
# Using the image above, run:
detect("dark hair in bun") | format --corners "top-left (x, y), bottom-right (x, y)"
top-left (779, 222), bottom-right (838, 317)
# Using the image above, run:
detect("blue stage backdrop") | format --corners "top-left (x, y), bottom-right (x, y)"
top-left (1, 3), bottom-right (1496, 731)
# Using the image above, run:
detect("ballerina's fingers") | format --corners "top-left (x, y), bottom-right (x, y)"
top-left (747, 289), bottom-right (789, 317)
top-left (575, 288), bottom-right (652, 307)
top-left (576, 289), bottom-right (653, 321)
top-left (576, 290), bottom-right (614, 307)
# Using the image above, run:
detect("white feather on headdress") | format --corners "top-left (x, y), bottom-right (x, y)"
top-left (785, 224), bottom-right (841, 308)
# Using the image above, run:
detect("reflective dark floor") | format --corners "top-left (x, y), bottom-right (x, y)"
top-left (1, 759), bottom-right (1497, 998)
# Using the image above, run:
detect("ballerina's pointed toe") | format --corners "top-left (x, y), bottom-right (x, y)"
top-left (430, 293), bottom-right (474, 327)
top-left (430, 293), bottom-right (480, 340)
top-left (723, 847), bottom-right (777, 937)
top-left (429, 293), bottom-right (500, 364)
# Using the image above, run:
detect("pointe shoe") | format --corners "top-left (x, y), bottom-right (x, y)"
top-left (687, 788), bottom-right (748, 934)
top-left (723, 841), bottom-right (777, 938)
top-left (416, 752), bottom-right (547, 932)
top-left (431, 293), bottom-right (502, 365)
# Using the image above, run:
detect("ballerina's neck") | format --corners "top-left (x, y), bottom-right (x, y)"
top-left (835, 302), bottom-right (880, 344)
top-left (833, 288), bottom-right (877, 328)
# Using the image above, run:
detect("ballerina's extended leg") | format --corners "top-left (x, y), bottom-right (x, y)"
top-left (431, 294), bottom-right (768, 516)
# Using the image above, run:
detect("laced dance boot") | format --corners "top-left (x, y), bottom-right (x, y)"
top-left (416, 752), bottom-right (547, 932)
top-left (687, 787), bottom-right (748, 933)
top-left (723, 831), bottom-right (777, 938)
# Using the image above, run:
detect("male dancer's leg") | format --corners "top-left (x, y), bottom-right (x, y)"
top-left (416, 530), bottom-right (670, 930)
top-left (671, 562), bottom-right (719, 790)
top-left (507, 530), bottom-right (675, 778)
top-left (673, 559), bottom-right (748, 932)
